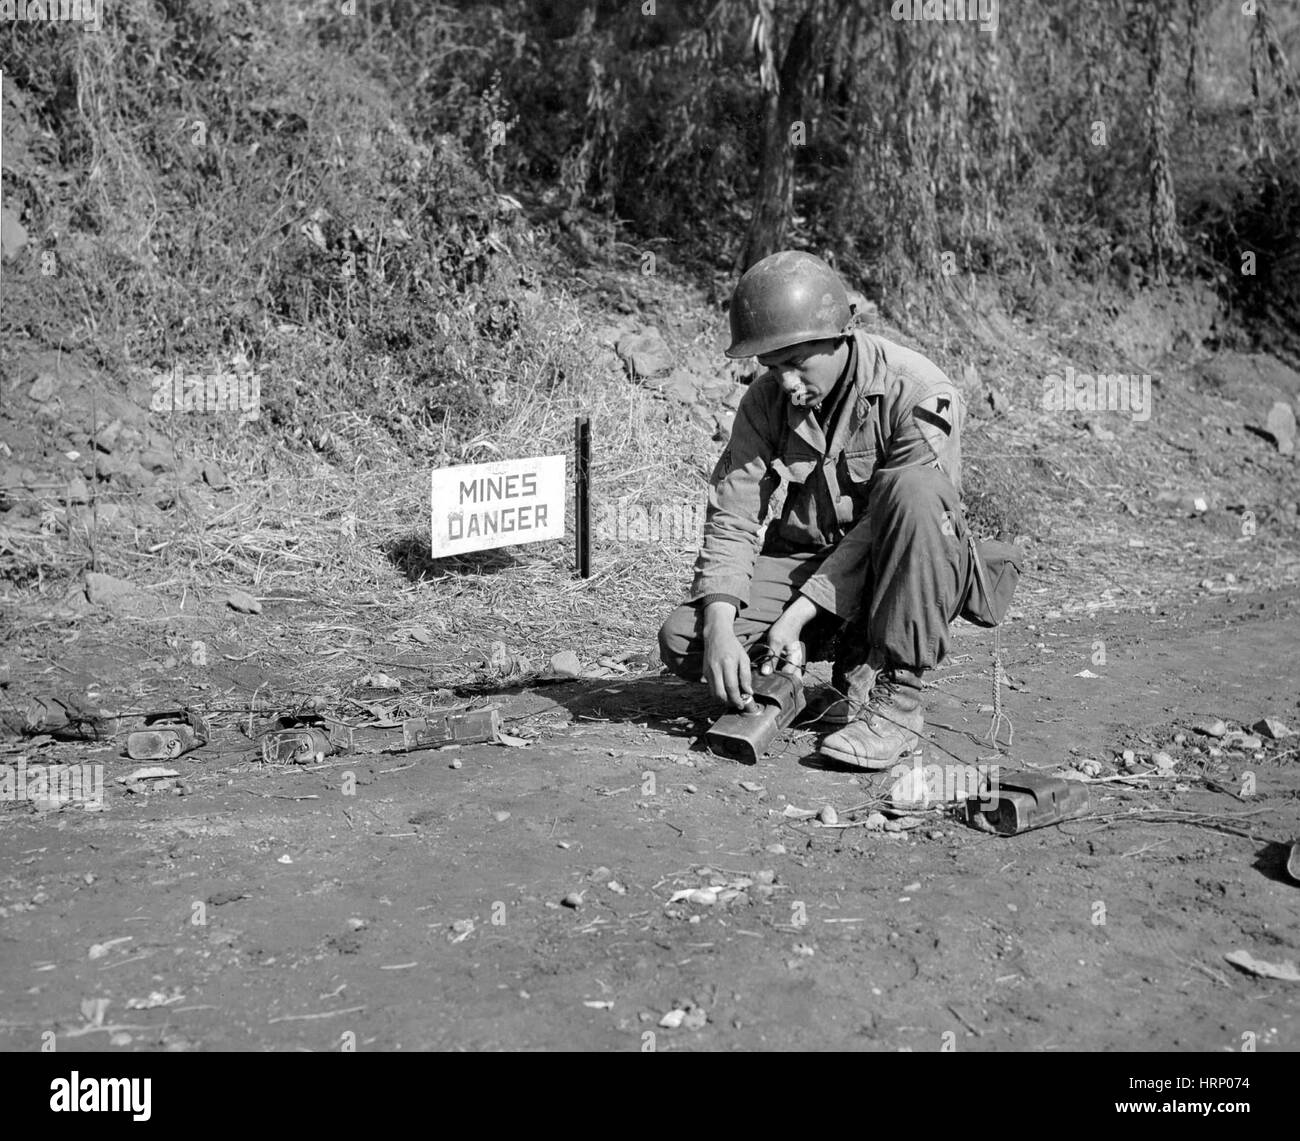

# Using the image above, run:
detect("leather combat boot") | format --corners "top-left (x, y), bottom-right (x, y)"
top-left (817, 666), bottom-right (925, 769)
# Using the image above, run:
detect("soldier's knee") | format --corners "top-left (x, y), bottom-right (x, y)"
top-left (658, 606), bottom-right (700, 679)
top-left (874, 465), bottom-right (959, 516)
top-left (886, 463), bottom-right (951, 495)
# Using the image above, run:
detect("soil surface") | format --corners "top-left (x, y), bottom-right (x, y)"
top-left (2, 583), bottom-right (1297, 1052)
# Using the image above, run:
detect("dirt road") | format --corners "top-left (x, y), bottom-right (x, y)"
top-left (2, 584), bottom-right (1297, 1052)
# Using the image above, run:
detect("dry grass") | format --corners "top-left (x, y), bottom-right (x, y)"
top-left (0, 287), bottom-right (714, 685)
top-left (6, 228), bottom-right (1300, 737)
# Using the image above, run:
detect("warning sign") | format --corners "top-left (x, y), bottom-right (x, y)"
top-left (430, 455), bottom-right (566, 558)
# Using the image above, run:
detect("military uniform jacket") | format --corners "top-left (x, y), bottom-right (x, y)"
top-left (690, 330), bottom-right (964, 619)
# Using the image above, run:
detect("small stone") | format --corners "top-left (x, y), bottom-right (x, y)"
top-left (1121, 749), bottom-right (1136, 765)
top-left (684, 783), bottom-right (698, 794)
top-left (347, 917), bottom-right (367, 930)
top-left (1253, 717), bottom-right (1293, 740)
top-left (1153, 751), bottom-right (1175, 773)
top-left (225, 589), bottom-right (262, 614)
top-left (1172, 732), bottom-right (1187, 746)
top-left (765, 843), bottom-right (786, 855)
top-left (493, 810), bottom-right (511, 823)
top-left (616, 327), bottom-right (674, 378)
top-left (903, 881), bottom-right (921, 892)
top-left (449, 759), bottom-right (462, 769)
top-left (682, 1006), bottom-right (708, 1030)
top-left (864, 812), bottom-right (888, 830)
top-left (29, 374), bottom-right (58, 403)
top-left (1191, 716), bottom-right (1227, 738)
top-left (607, 880), bottom-right (627, 895)
top-left (658, 1008), bottom-right (686, 1029)
top-left (138, 448), bottom-right (177, 474)
top-left (755, 869), bottom-right (777, 885)
top-left (738, 780), bottom-right (764, 793)
top-left (94, 420), bottom-right (122, 454)
top-left (546, 650), bottom-right (583, 679)
top-left (1224, 572), bottom-right (1237, 585)
top-left (928, 830), bottom-right (945, 841)
top-left (85, 571), bottom-right (141, 608)
top-left (818, 805), bottom-right (839, 826)
top-left (1264, 400), bottom-right (1297, 455)
top-left (561, 892), bottom-right (583, 909)
top-left (202, 462), bottom-right (231, 491)
top-left (1, 204), bottom-right (29, 261)
top-left (61, 475), bottom-right (90, 505)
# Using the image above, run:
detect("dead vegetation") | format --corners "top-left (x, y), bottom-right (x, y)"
top-left (2, 2), bottom-right (1300, 728)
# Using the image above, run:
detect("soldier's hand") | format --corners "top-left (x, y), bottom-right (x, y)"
top-left (759, 625), bottom-right (805, 677)
top-left (702, 627), bottom-right (752, 709)
top-left (760, 599), bottom-right (815, 677)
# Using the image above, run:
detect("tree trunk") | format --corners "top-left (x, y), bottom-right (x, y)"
top-left (885, 19), bottom-right (940, 285)
top-left (737, 7), bottom-right (823, 272)
top-left (1145, 0), bottom-right (1185, 282)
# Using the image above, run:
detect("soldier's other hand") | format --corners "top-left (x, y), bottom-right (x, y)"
top-left (702, 628), bottom-right (752, 709)
top-left (760, 619), bottom-right (806, 677)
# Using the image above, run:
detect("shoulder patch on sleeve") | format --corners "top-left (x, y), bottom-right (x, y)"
top-left (913, 394), bottom-right (953, 459)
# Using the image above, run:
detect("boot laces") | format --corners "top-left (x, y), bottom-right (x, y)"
top-left (862, 670), bottom-right (921, 720)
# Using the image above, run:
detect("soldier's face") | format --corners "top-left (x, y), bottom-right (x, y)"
top-left (757, 338), bottom-right (847, 409)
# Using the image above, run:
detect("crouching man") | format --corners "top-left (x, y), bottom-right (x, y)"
top-left (658, 250), bottom-right (971, 769)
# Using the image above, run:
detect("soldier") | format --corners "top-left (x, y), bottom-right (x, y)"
top-left (658, 250), bottom-right (972, 769)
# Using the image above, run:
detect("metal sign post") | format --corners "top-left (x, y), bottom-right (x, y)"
top-left (575, 415), bottom-right (591, 578)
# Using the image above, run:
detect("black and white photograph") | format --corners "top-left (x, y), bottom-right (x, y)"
top-left (0, 0), bottom-right (1296, 1091)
